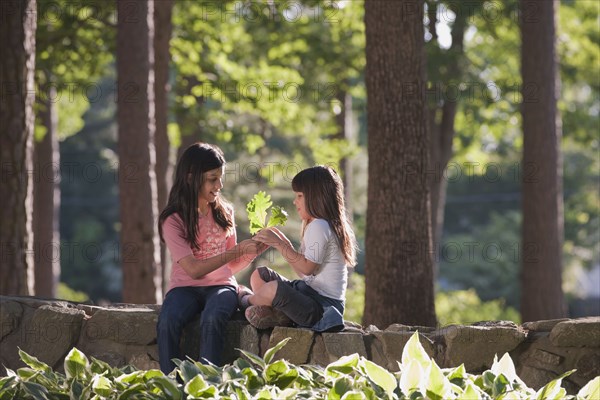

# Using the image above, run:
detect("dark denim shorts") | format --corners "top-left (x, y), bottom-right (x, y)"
top-left (257, 266), bottom-right (324, 327)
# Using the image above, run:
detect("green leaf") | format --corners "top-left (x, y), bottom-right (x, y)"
top-left (21, 381), bottom-right (50, 400)
top-left (361, 359), bottom-right (397, 398)
top-left (238, 349), bottom-right (266, 370)
top-left (246, 191), bottom-right (287, 234)
top-left (64, 348), bottom-right (90, 380)
top-left (264, 337), bottom-right (291, 364)
top-left (177, 360), bottom-right (202, 384)
top-left (458, 382), bottom-right (482, 400)
top-left (328, 376), bottom-right (353, 399)
top-left (340, 390), bottom-right (367, 400)
top-left (492, 373), bottom-right (511, 397)
top-left (0, 376), bottom-right (17, 392)
top-left (18, 349), bottom-right (51, 373)
top-left (426, 360), bottom-right (453, 400)
top-left (399, 360), bottom-right (425, 396)
top-left (491, 353), bottom-right (523, 386)
top-left (147, 375), bottom-right (182, 400)
top-left (326, 354), bottom-right (360, 377)
top-left (536, 370), bottom-right (575, 400)
top-left (401, 332), bottom-right (431, 370)
top-left (184, 374), bottom-right (207, 396)
top-left (445, 364), bottom-right (467, 381)
top-left (267, 206), bottom-right (288, 228)
top-left (91, 374), bottom-right (113, 397)
top-left (578, 376), bottom-right (600, 400)
top-left (264, 359), bottom-right (290, 384)
top-left (116, 383), bottom-right (146, 400)
top-left (247, 191), bottom-right (272, 234)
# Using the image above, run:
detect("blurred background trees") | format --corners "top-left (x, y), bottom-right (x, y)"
top-left (1, 0), bottom-right (598, 326)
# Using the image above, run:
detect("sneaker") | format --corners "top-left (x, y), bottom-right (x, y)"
top-left (245, 305), bottom-right (292, 329)
top-left (237, 285), bottom-right (253, 310)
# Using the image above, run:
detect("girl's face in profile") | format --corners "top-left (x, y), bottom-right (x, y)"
top-left (293, 191), bottom-right (312, 222)
top-left (198, 167), bottom-right (224, 207)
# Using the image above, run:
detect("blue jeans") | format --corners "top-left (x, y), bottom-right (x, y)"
top-left (157, 285), bottom-right (237, 374)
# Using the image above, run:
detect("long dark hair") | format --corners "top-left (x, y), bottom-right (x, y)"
top-left (159, 143), bottom-right (233, 249)
top-left (292, 165), bottom-right (357, 266)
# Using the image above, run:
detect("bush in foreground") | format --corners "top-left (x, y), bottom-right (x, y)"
top-left (1, 332), bottom-right (598, 399)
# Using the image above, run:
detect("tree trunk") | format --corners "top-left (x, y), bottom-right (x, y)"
top-left (335, 89), bottom-right (354, 219)
top-left (520, 0), bottom-right (565, 321)
top-left (154, 0), bottom-right (174, 296)
top-left (363, 0), bottom-right (436, 328)
top-left (33, 83), bottom-right (60, 298)
top-left (0, 0), bottom-right (37, 296)
top-left (117, 0), bottom-right (162, 304)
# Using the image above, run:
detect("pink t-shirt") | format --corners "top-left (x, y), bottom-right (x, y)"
top-left (162, 207), bottom-right (237, 292)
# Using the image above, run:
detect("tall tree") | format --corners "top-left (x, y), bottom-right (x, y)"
top-left (0, 0), bottom-right (37, 296)
top-left (33, 79), bottom-right (60, 297)
top-left (117, 0), bottom-right (162, 304)
top-left (154, 0), bottom-right (174, 294)
top-left (363, 0), bottom-right (436, 327)
top-left (520, 0), bottom-right (566, 321)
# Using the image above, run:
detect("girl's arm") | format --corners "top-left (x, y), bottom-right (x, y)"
top-left (227, 241), bottom-right (269, 274)
top-left (254, 227), bottom-right (319, 276)
top-left (178, 239), bottom-right (263, 279)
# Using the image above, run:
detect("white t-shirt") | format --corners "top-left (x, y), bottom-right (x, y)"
top-left (300, 219), bottom-right (347, 300)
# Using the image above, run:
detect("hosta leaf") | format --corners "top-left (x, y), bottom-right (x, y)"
top-left (265, 360), bottom-right (289, 382)
top-left (329, 376), bottom-right (353, 399)
top-left (90, 357), bottom-right (115, 376)
top-left (0, 376), bottom-right (17, 392)
top-left (536, 370), bottom-right (575, 400)
top-left (17, 367), bottom-right (37, 380)
top-left (115, 371), bottom-right (144, 386)
top-left (492, 353), bottom-right (524, 386)
top-left (401, 332), bottom-right (431, 370)
top-left (492, 373), bottom-right (511, 397)
top-left (185, 374), bottom-right (207, 396)
top-left (116, 383), bottom-right (146, 400)
top-left (21, 381), bottom-right (50, 400)
top-left (578, 376), bottom-right (600, 400)
top-left (326, 354), bottom-right (360, 377)
top-left (64, 348), bottom-right (90, 380)
top-left (458, 382), bottom-right (481, 400)
top-left (238, 349), bottom-right (266, 370)
top-left (147, 375), bottom-right (182, 400)
top-left (341, 390), bottom-right (367, 400)
top-left (426, 359), bottom-right (453, 400)
top-left (177, 360), bottom-right (201, 384)
top-left (445, 364), bottom-right (467, 381)
top-left (264, 337), bottom-right (291, 364)
top-left (399, 360), bottom-right (425, 396)
top-left (362, 359), bottom-right (397, 398)
top-left (91, 374), bottom-right (113, 397)
top-left (18, 349), bottom-right (51, 373)
top-left (256, 387), bottom-right (274, 399)
top-left (279, 387), bottom-right (299, 399)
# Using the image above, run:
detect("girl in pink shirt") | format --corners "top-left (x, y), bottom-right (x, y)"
top-left (157, 143), bottom-right (264, 373)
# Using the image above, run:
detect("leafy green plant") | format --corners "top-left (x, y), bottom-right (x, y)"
top-left (2, 333), bottom-right (598, 399)
top-left (246, 191), bottom-right (288, 235)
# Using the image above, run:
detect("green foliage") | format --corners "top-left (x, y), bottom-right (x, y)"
top-left (56, 283), bottom-right (90, 303)
top-left (3, 333), bottom-right (595, 399)
top-left (435, 290), bottom-right (520, 326)
top-left (246, 191), bottom-right (288, 235)
top-left (343, 273), bottom-right (519, 325)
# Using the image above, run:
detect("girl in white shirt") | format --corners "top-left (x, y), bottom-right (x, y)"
top-left (239, 165), bottom-right (358, 331)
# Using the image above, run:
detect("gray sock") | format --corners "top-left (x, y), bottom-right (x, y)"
top-left (240, 295), bottom-right (251, 309)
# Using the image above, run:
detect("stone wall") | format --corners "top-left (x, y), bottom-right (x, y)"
top-left (1, 296), bottom-right (598, 393)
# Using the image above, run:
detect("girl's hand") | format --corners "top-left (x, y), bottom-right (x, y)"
top-left (238, 239), bottom-right (268, 257)
top-left (254, 228), bottom-right (283, 248)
